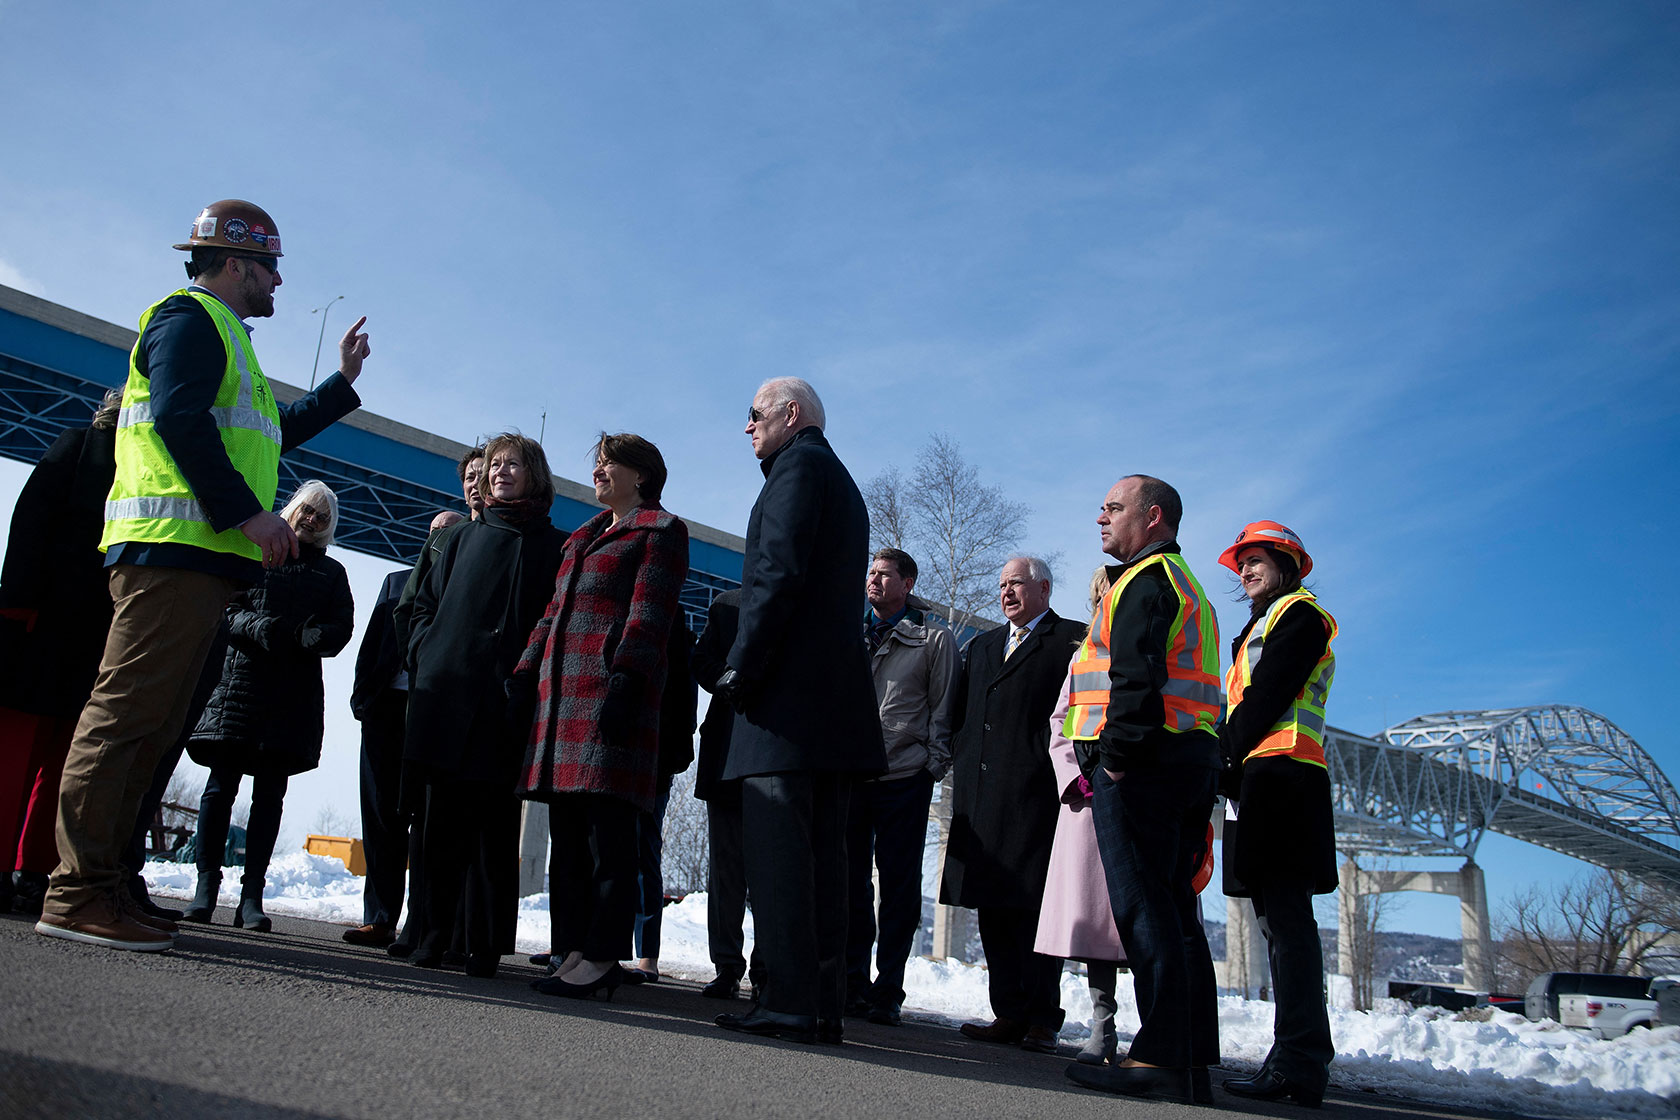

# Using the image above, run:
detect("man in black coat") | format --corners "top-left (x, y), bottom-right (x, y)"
top-left (713, 377), bottom-right (885, 1044)
top-left (941, 556), bottom-right (1086, 1052)
top-left (344, 564), bottom-right (413, 946)
top-left (690, 589), bottom-right (762, 1000)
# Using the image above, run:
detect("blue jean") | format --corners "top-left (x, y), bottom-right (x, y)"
top-left (1090, 740), bottom-right (1220, 1068)
top-left (844, 770), bottom-right (934, 1004)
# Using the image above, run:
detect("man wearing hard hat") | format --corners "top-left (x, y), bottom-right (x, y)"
top-left (36, 200), bottom-right (371, 953)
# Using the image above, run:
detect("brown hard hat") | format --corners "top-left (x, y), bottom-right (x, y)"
top-left (172, 199), bottom-right (283, 257)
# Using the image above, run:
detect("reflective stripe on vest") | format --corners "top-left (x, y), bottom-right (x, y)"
top-left (1063, 551), bottom-right (1221, 742)
top-left (1224, 590), bottom-right (1337, 768)
top-left (100, 289), bottom-right (283, 561)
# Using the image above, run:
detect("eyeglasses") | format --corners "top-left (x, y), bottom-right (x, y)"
top-left (295, 503), bottom-right (326, 524)
top-left (235, 255), bottom-right (279, 276)
top-left (748, 401), bottom-right (792, 424)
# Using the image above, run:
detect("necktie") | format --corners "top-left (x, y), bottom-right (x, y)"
top-left (1006, 626), bottom-right (1027, 659)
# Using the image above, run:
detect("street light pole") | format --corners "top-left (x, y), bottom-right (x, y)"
top-left (309, 295), bottom-right (344, 389)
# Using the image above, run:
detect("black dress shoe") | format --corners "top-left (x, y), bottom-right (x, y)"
top-left (844, 993), bottom-right (873, 1018)
top-left (1066, 1062), bottom-right (1193, 1104)
top-left (532, 963), bottom-right (625, 1000)
top-left (714, 1009), bottom-right (818, 1044)
top-left (528, 952), bottom-right (552, 967)
top-left (866, 1000), bottom-right (902, 1026)
top-left (141, 899), bottom-right (185, 921)
top-left (464, 953), bottom-right (499, 978)
top-left (701, 975), bottom-right (742, 999)
top-left (817, 1018), bottom-right (844, 1045)
top-left (386, 940), bottom-right (414, 959)
top-left (1223, 1067), bottom-right (1324, 1108)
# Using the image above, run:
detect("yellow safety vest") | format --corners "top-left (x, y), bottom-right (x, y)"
top-left (100, 289), bottom-right (282, 562)
top-left (1064, 551), bottom-right (1221, 742)
top-left (1224, 590), bottom-right (1337, 768)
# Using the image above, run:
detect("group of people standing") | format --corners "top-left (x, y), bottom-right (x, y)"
top-left (686, 383), bottom-right (1341, 1109)
top-left (0, 196), bottom-right (1341, 1111)
top-left (342, 429), bottom-right (691, 990)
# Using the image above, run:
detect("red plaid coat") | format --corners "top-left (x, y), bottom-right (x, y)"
top-left (513, 504), bottom-right (688, 812)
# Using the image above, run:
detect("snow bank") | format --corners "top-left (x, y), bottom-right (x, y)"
top-left (149, 856), bottom-right (1680, 1117)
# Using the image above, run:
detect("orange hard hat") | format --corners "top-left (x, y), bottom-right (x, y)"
top-left (172, 199), bottom-right (283, 257)
top-left (1219, 520), bottom-right (1313, 578)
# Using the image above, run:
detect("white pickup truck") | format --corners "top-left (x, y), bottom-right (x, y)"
top-left (1558, 978), bottom-right (1673, 1038)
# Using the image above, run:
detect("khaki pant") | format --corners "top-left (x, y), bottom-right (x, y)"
top-left (46, 564), bottom-right (237, 917)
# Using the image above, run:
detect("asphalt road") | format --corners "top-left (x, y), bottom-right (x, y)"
top-left (3, 908), bottom-right (1542, 1120)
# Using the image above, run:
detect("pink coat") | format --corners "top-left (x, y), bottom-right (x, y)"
top-left (1033, 670), bottom-right (1126, 964)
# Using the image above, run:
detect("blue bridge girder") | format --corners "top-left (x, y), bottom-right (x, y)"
top-left (0, 283), bottom-right (745, 634)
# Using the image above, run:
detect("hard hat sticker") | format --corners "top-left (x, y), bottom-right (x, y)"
top-left (223, 218), bottom-right (250, 244)
top-left (250, 225), bottom-right (270, 245)
top-left (266, 236), bottom-right (281, 254)
top-left (196, 216), bottom-right (217, 238)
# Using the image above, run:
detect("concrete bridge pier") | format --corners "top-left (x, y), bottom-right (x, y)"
top-left (1336, 857), bottom-right (1493, 992)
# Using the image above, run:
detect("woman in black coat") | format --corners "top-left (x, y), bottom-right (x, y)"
top-left (182, 481), bottom-right (355, 932)
top-left (0, 390), bottom-right (119, 913)
top-left (1215, 521), bottom-right (1339, 1108)
top-left (404, 432), bottom-right (567, 977)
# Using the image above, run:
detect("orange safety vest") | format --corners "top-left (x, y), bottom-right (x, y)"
top-left (1064, 551), bottom-right (1221, 743)
top-left (1224, 590), bottom-right (1337, 768)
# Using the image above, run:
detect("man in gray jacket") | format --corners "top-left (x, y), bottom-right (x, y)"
top-left (844, 548), bottom-right (957, 1025)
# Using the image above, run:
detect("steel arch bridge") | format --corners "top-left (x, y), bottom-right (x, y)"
top-left (1324, 707), bottom-right (1680, 889)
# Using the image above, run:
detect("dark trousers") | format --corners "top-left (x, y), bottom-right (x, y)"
top-left (705, 793), bottom-right (762, 986)
top-left (741, 771), bottom-right (851, 1021)
top-left (977, 905), bottom-right (1066, 1030)
top-left (122, 735), bottom-right (185, 903)
top-left (357, 689), bottom-right (410, 928)
top-left (1090, 744), bottom-right (1220, 1068)
top-left (47, 566), bottom-right (236, 916)
top-left (844, 770), bottom-right (933, 1004)
top-left (548, 792), bottom-right (640, 962)
top-left (1252, 878), bottom-right (1333, 1089)
top-left (197, 766), bottom-right (288, 895)
top-left (632, 775), bottom-right (673, 961)
top-left (420, 778), bottom-right (518, 961)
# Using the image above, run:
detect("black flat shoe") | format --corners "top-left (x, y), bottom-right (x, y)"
top-left (532, 963), bottom-right (625, 1000)
top-left (701, 975), bottom-right (742, 999)
top-left (714, 1009), bottom-right (818, 1044)
top-left (1066, 1062), bottom-right (1193, 1104)
top-left (1223, 1068), bottom-right (1324, 1108)
top-left (816, 1018), bottom-right (844, 1045)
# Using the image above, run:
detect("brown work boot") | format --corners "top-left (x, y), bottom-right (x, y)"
top-left (960, 1016), bottom-right (1028, 1044)
top-left (342, 923), bottom-right (395, 947)
top-left (36, 893), bottom-right (174, 952)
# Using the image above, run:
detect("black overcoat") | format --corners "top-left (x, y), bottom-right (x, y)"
top-left (404, 508), bottom-right (567, 787)
top-left (691, 589), bottom-right (739, 803)
top-left (350, 567), bottom-right (411, 720)
top-left (722, 428), bottom-right (885, 779)
top-left (187, 544), bottom-right (355, 776)
top-left (0, 425), bottom-right (116, 718)
top-left (939, 609), bottom-right (1087, 909)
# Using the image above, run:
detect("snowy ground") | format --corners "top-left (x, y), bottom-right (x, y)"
top-left (147, 853), bottom-right (1680, 1119)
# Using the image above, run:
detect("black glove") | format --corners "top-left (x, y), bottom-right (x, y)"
top-left (713, 667), bottom-right (750, 713)
top-left (505, 672), bottom-right (538, 730)
top-left (598, 671), bottom-right (640, 747)
top-left (1218, 754), bottom-right (1243, 802)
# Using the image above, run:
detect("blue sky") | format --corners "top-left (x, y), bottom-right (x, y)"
top-left (2, 2), bottom-right (1676, 942)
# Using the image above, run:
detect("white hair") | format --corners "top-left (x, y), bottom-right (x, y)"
top-left (1005, 554), bottom-right (1053, 592)
top-left (280, 480), bottom-right (339, 547)
top-left (757, 376), bottom-right (826, 430)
